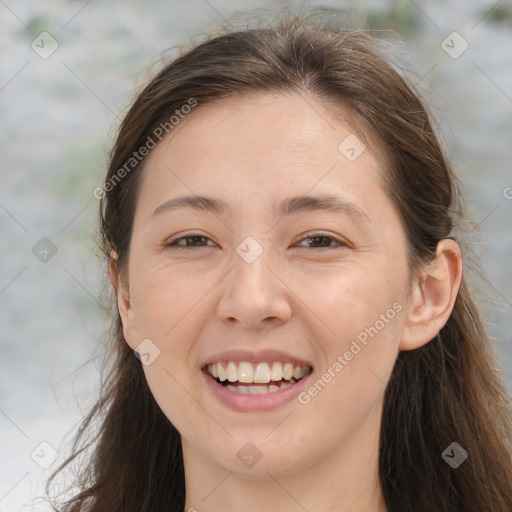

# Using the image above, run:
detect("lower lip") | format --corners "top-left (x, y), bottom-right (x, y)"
top-left (202, 370), bottom-right (312, 412)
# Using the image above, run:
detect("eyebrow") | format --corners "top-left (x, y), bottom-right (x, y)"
top-left (151, 194), bottom-right (370, 223)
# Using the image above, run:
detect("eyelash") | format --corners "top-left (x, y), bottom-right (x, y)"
top-left (164, 232), bottom-right (348, 250)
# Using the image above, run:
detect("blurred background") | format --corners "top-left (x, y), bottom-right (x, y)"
top-left (1, 0), bottom-right (511, 509)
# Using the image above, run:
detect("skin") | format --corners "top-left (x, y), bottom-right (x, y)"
top-left (111, 92), bottom-right (462, 512)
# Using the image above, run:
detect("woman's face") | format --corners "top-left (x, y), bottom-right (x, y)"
top-left (118, 93), bottom-right (412, 478)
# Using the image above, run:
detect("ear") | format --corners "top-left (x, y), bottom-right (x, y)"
top-left (400, 239), bottom-right (463, 351)
top-left (108, 250), bottom-right (120, 293)
top-left (109, 251), bottom-right (139, 350)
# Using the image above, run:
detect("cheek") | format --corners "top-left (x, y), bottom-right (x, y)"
top-left (130, 263), bottom-right (208, 339)
top-left (291, 258), bottom-right (404, 340)
top-left (296, 263), bottom-right (404, 414)
top-left (128, 265), bottom-right (216, 400)
top-left (142, 361), bottom-right (211, 451)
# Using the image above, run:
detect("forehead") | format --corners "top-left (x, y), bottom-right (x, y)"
top-left (155, 93), bottom-right (369, 163)
top-left (136, 92), bottom-right (392, 223)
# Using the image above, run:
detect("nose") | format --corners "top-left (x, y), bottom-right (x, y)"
top-left (216, 249), bottom-right (292, 329)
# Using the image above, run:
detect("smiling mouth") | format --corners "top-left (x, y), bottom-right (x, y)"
top-left (204, 361), bottom-right (313, 394)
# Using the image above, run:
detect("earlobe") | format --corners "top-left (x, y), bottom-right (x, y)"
top-left (399, 239), bottom-right (463, 351)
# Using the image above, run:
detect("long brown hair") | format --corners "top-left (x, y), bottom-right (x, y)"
top-left (47, 11), bottom-right (512, 512)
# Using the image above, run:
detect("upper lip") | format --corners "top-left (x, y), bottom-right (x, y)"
top-left (201, 349), bottom-right (314, 369)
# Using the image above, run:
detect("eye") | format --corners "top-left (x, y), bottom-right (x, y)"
top-left (164, 232), bottom-right (348, 250)
top-left (295, 233), bottom-right (347, 249)
top-left (165, 234), bottom-right (215, 249)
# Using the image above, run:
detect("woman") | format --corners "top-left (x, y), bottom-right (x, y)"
top-left (48, 12), bottom-right (512, 512)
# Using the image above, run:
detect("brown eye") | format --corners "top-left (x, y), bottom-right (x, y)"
top-left (165, 234), bottom-right (214, 248)
top-left (296, 233), bottom-right (346, 249)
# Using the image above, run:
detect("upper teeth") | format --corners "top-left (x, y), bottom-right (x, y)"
top-left (206, 361), bottom-right (311, 383)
